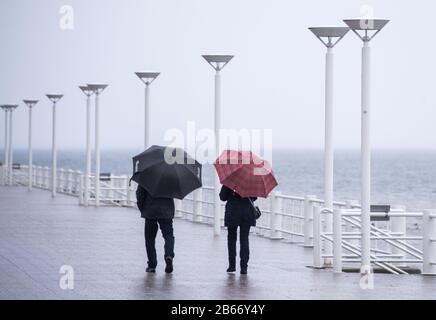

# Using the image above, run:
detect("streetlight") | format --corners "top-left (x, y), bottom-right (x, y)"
top-left (23, 100), bottom-right (39, 191)
top-left (343, 18), bottom-right (389, 275)
top-left (87, 83), bottom-right (108, 207)
top-left (46, 94), bottom-right (64, 197)
top-left (135, 72), bottom-right (160, 150)
top-left (308, 26), bottom-right (349, 269)
top-left (3, 105), bottom-right (18, 186)
top-left (1, 105), bottom-right (10, 185)
top-left (202, 54), bottom-right (234, 236)
top-left (79, 85), bottom-right (94, 206)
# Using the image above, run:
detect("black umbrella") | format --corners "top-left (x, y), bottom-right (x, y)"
top-left (131, 145), bottom-right (202, 200)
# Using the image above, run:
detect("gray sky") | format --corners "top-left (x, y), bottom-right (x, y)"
top-left (1, 0), bottom-right (435, 150)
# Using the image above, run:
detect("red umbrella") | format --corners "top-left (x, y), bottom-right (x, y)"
top-left (213, 150), bottom-right (278, 198)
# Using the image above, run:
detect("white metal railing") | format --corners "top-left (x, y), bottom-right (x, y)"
top-left (312, 205), bottom-right (435, 275)
top-left (5, 165), bottom-right (436, 276)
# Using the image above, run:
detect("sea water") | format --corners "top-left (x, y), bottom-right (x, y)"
top-left (4, 149), bottom-right (436, 211)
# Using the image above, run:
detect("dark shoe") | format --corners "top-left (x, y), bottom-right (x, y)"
top-left (240, 268), bottom-right (248, 275)
top-left (146, 266), bottom-right (156, 273)
top-left (165, 256), bottom-right (173, 274)
top-left (227, 266), bottom-right (236, 273)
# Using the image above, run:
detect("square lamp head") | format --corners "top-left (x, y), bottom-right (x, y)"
top-left (308, 26), bottom-right (350, 48)
top-left (86, 84), bottom-right (108, 94)
top-left (135, 72), bottom-right (160, 86)
top-left (79, 85), bottom-right (94, 96)
top-left (1, 104), bottom-right (18, 111)
top-left (202, 55), bottom-right (234, 71)
top-left (343, 19), bottom-right (389, 42)
top-left (46, 94), bottom-right (64, 103)
top-left (23, 100), bottom-right (39, 108)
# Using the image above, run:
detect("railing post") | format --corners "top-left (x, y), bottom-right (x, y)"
top-left (423, 209), bottom-right (436, 275)
top-left (333, 208), bottom-right (343, 273)
top-left (313, 206), bottom-right (323, 268)
top-left (84, 172), bottom-right (90, 206)
top-left (66, 169), bottom-right (73, 194)
top-left (270, 191), bottom-right (283, 239)
top-left (175, 199), bottom-right (183, 218)
top-left (304, 195), bottom-right (316, 247)
top-left (193, 188), bottom-right (203, 223)
top-left (36, 166), bottom-right (42, 188)
top-left (345, 200), bottom-right (359, 247)
top-left (0, 165), bottom-right (4, 186)
top-left (124, 175), bottom-right (130, 207)
top-left (43, 166), bottom-right (49, 189)
top-left (115, 176), bottom-right (123, 207)
top-left (107, 177), bottom-right (114, 203)
top-left (78, 174), bottom-right (84, 205)
top-left (72, 170), bottom-right (77, 195)
top-left (390, 205), bottom-right (407, 267)
top-left (75, 170), bottom-right (82, 196)
top-left (33, 166), bottom-right (38, 187)
top-left (94, 172), bottom-right (101, 208)
top-left (59, 168), bottom-right (65, 193)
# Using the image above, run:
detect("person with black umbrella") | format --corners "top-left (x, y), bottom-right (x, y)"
top-left (132, 145), bottom-right (202, 274)
top-left (136, 185), bottom-right (175, 273)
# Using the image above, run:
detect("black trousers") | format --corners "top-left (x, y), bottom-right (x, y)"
top-left (144, 218), bottom-right (175, 268)
top-left (227, 225), bottom-right (251, 269)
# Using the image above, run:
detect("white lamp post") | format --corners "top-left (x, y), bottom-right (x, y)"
top-left (343, 18), bottom-right (389, 275)
top-left (309, 26), bottom-right (349, 269)
top-left (1, 105), bottom-right (10, 185)
top-left (135, 72), bottom-right (160, 150)
top-left (202, 54), bottom-right (234, 236)
top-left (46, 94), bottom-right (64, 197)
top-left (79, 86), bottom-right (94, 206)
top-left (23, 100), bottom-right (39, 191)
top-left (5, 105), bottom-right (18, 186)
top-left (87, 83), bottom-right (108, 208)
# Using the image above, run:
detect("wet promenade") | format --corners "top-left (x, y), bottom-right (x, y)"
top-left (0, 186), bottom-right (435, 299)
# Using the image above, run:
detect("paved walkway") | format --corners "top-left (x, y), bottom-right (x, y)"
top-left (0, 186), bottom-right (435, 300)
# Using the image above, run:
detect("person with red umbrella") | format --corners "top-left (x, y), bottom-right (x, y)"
top-left (214, 150), bottom-right (278, 275)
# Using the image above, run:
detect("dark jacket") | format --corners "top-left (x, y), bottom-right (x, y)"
top-left (136, 185), bottom-right (175, 220)
top-left (219, 185), bottom-right (257, 227)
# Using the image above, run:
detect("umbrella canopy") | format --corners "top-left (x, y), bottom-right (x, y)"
top-left (213, 150), bottom-right (278, 198)
top-left (132, 145), bottom-right (202, 200)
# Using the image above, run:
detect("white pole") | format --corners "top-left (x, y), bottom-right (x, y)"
top-left (51, 102), bottom-right (57, 197)
top-left (270, 192), bottom-right (283, 239)
top-left (422, 210), bottom-right (436, 275)
top-left (214, 70), bottom-right (222, 236)
top-left (28, 106), bottom-right (33, 191)
top-left (333, 208), bottom-right (343, 273)
top-left (324, 46), bottom-right (334, 265)
top-left (95, 93), bottom-right (100, 207)
top-left (193, 188), bottom-right (203, 223)
top-left (304, 195), bottom-right (316, 247)
top-left (8, 110), bottom-right (13, 186)
top-left (3, 109), bottom-right (9, 185)
top-left (313, 206), bottom-right (322, 268)
top-left (361, 40), bottom-right (371, 272)
top-left (390, 205), bottom-right (407, 266)
top-left (84, 94), bottom-right (91, 206)
top-left (144, 84), bottom-right (150, 150)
